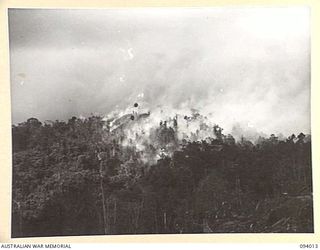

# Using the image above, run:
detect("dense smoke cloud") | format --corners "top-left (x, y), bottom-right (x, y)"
top-left (9, 8), bottom-right (310, 137)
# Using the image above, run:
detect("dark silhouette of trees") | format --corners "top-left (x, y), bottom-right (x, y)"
top-left (11, 116), bottom-right (313, 237)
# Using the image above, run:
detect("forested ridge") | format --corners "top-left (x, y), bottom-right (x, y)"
top-left (12, 115), bottom-right (313, 237)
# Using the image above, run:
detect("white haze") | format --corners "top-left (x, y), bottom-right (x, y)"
top-left (9, 8), bottom-right (310, 138)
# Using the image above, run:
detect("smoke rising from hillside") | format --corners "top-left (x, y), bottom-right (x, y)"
top-left (9, 8), bottom-right (310, 137)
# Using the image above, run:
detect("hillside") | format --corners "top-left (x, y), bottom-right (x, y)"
top-left (11, 111), bottom-right (313, 236)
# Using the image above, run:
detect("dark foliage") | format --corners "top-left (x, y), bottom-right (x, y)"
top-left (11, 116), bottom-right (313, 237)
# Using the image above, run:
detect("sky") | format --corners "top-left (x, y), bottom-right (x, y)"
top-left (8, 8), bottom-right (310, 136)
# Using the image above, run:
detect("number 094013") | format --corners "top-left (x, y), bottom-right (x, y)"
top-left (300, 244), bottom-right (319, 248)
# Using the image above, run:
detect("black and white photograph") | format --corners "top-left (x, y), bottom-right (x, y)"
top-left (8, 7), bottom-right (313, 237)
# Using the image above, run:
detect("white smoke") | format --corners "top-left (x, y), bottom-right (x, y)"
top-left (101, 95), bottom-right (223, 165)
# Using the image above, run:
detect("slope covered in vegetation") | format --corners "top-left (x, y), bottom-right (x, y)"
top-left (11, 115), bottom-right (313, 237)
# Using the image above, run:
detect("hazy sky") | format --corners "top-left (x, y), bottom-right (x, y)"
top-left (9, 8), bottom-right (310, 135)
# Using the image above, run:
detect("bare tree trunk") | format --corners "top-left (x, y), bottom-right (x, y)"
top-left (99, 161), bottom-right (108, 234)
top-left (107, 199), bottom-right (110, 233)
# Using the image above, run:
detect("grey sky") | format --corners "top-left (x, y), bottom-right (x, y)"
top-left (8, 8), bottom-right (310, 135)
